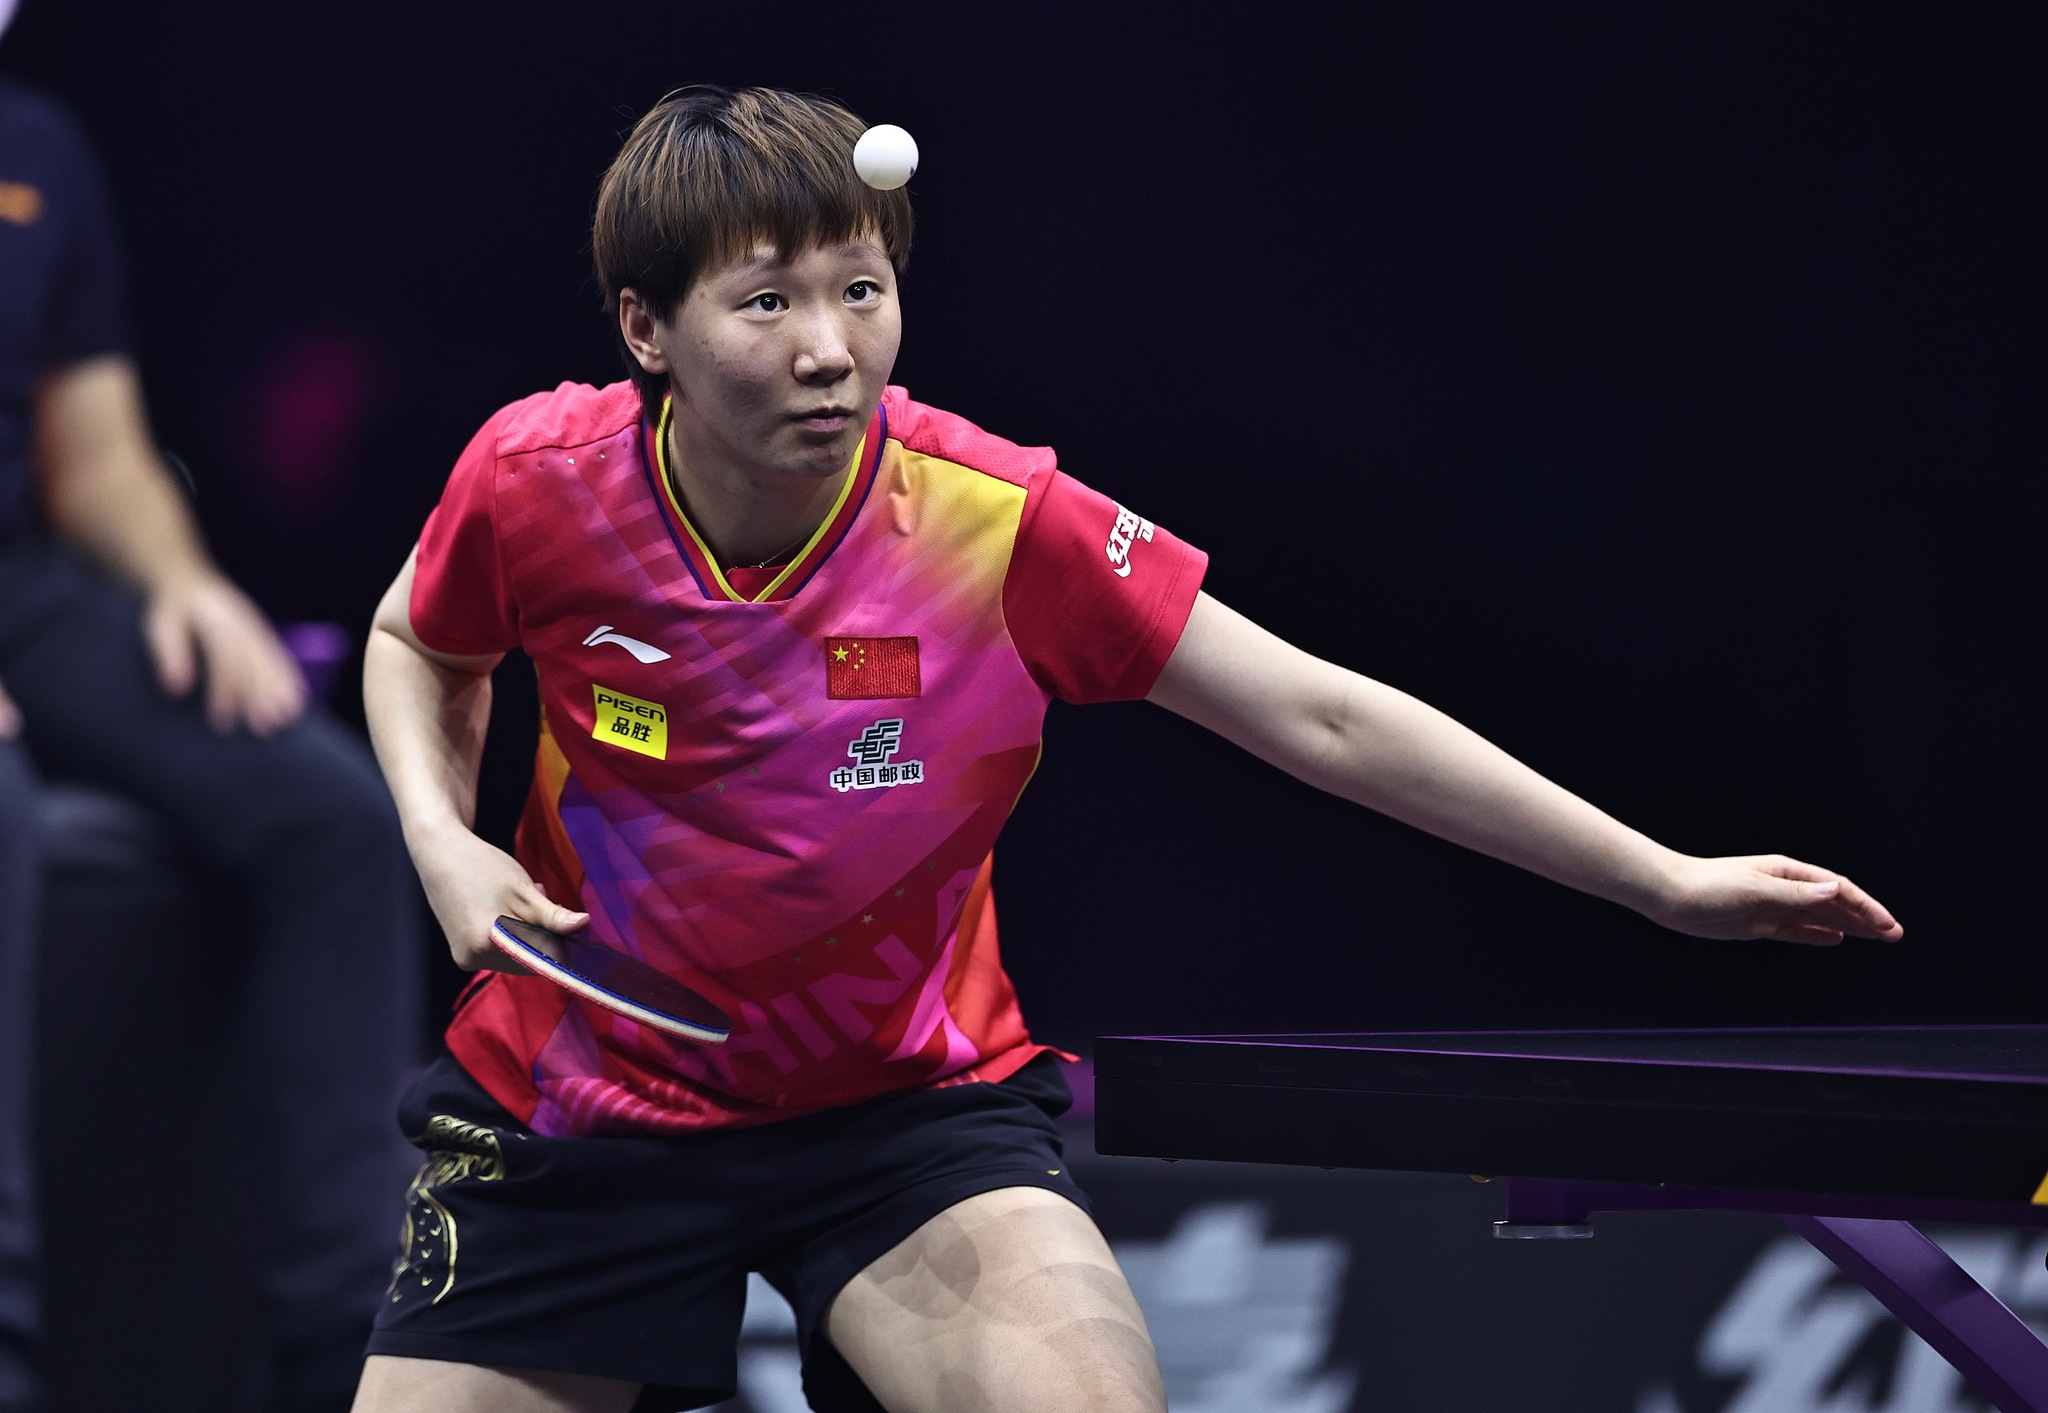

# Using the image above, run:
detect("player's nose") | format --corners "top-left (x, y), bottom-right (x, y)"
top-left (791, 309), bottom-right (855, 383)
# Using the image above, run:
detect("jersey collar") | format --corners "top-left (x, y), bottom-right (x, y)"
top-left (638, 396), bottom-right (887, 605)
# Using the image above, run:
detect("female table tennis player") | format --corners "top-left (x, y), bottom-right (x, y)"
top-left (358, 84), bottom-right (1900, 1413)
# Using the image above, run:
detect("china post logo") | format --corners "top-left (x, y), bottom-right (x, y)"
top-left (829, 718), bottom-right (925, 793)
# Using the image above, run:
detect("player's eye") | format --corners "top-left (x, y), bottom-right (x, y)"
top-left (745, 293), bottom-right (788, 313)
top-left (845, 280), bottom-right (880, 304)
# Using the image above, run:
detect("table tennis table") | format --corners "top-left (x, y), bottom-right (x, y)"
top-left (1094, 1025), bottom-right (2048, 1413)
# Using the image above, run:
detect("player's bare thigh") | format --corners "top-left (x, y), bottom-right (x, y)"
top-left (826, 1185), bottom-right (1166, 1413)
top-left (350, 1354), bottom-right (639, 1413)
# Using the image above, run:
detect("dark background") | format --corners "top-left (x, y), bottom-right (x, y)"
top-left (4, 0), bottom-right (2042, 1050)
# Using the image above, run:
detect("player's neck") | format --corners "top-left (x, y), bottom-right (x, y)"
top-left (664, 412), bottom-right (851, 570)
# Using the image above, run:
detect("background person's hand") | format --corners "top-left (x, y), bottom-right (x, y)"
top-left (144, 572), bottom-right (306, 735)
top-left (1646, 854), bottom-right (1903, 946)
top-left (409, 819), bottom-right (590, 972)
top-left (0, 675), bottom-right (19, 740)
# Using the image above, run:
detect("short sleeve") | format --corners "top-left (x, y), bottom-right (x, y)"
top-left (37, 111), bottom-right (127, 370)
top-left (1003, 470), bottom-right (1208, 703)
top-left (410, 408), bottom-right (520, 655)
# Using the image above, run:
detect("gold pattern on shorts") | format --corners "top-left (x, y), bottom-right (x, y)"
top-left (387, 1115), bottom-right (513, 1307)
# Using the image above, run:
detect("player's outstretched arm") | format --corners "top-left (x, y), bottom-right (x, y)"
top-left (364, 548), bottom-right (589, 971)
top-left (1146, 593), bottom-right (1902, 946)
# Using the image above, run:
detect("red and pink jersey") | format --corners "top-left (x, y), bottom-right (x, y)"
top-left (409, 381), bottom-right (1206, 1137)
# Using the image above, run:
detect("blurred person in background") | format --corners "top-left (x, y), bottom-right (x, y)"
top-left (0, 2), bottom-right (422, 1408)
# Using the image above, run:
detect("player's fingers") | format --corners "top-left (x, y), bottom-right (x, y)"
top-left (466, 935), bottom-right (529, 974)
top-left (1753, 854), bottom-right (1835, 883)
top-left (453, 911), bottom-right (525, 973)
top-left (512, 881), bottom-right (589, 937)
top-left (0, 678), bottom-right (20, 739)
top-left (1763, 863), bottom-right (1903, 942)
top-left (1759, 873), bottom-right (1842, 913)
top-left (1754, 859), bottom-right (1905, 934)
top-left (1771, 921), bottom-right (1846, 947)
top-left (1822, 877), bottom-right (1903, 941)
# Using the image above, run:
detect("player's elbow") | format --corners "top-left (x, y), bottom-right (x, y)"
top-left (1272, 668), bottom-right (1372, 793)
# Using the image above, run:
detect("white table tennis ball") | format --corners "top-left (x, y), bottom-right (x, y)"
top-left (853, 125), bottom-right (919, 191)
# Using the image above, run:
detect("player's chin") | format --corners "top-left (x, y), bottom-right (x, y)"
top-left (774, 423), bottom-right (863, 470)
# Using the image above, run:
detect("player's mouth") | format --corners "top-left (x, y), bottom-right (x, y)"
top-left (791, 407), bottom-right (856, 436)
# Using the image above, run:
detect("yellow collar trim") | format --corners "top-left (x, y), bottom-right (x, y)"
top-left (654, 396), bottom-right (866, 604)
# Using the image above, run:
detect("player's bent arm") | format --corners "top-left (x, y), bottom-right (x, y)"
top-left (365, 549), bottom-right (501, 836)
top-left (365, 549), bottom-right (587, 969)
top-left (1146, 593), bottom-right (1902, 946)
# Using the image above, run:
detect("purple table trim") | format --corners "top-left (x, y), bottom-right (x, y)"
top-left (1127, 1023), bottom-right (2048, 1040)
top-left (1126, 1026), bottom-right (2048, 1086)
top-left (1787, 1214), bottom-right (2048, 1413)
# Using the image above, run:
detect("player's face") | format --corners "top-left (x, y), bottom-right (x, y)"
top-left (629, 237), bottom-right (901, 483)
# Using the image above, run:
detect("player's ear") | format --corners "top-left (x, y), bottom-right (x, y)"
top-left (617, 290), bottom-right (670, 376)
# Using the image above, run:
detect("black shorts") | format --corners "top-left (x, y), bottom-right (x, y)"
top-left (365, 1052), bottom-right (1090, 1412)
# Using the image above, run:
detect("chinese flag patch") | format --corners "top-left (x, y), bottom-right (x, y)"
top-left (826, 637), bottom-right (921, 699)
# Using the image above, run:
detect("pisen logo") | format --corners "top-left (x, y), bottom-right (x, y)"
top-left (829, 718), bottom-right (925, 793)
top-left (592, 684), bottom-right (668, 760)
top-left (1105, 504), bottom-right (1155, 578)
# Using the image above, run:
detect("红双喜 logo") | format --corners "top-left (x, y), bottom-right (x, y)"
top-left (1105, 504), bottom-right (1155, 579)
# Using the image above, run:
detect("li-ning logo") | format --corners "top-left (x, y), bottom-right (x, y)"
top-left (1105, 505), bottom-right (1155, 578)
top-left (583, 625), bottom-right (671, 663)
top-left (829, 718), bottom-right (925, 793)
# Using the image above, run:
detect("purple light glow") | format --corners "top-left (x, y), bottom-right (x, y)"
top-left (280, 620), bottom-right (350, 702)
top-left (243, 328), bottom-right (386, 511)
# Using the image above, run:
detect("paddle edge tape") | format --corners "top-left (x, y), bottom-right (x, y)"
top-left (488, 922), bottom-right (731, 1046)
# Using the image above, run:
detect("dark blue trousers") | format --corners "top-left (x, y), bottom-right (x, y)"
top-left (0, 541), bottom-right (423, 1410)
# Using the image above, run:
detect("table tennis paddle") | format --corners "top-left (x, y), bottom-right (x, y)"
top-left (489, 916), bottom-right (732, 1044)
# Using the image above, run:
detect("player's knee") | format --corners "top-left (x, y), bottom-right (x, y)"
top-left (1043, 1313), bottom-right (1165, 1413)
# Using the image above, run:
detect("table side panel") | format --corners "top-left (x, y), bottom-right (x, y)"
top-left (1095, 1075), bottom-right (2048, 1205)
top-left (1095, 1037), bottom-right (2048, 1129)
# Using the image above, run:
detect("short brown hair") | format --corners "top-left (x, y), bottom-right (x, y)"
top-left (593, 85), bottom-right (915, 413)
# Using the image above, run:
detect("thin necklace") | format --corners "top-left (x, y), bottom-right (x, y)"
top-left (738, 526), bottom-right (816, 570)
top-left (663, 404), bottom-right (818, 571)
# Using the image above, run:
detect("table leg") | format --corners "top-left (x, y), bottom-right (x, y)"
top-left (1783, 1214), bottom-right (2048, 1413)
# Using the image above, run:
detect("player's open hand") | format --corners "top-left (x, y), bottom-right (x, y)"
top-left (410, 820), bottom-right (591, 972)
top-left (1646, 854), bottom-right (1903, 946)
top-left (0, 676), bottom-right (19, 740)
top-left (144, 572), bottom-right (306, 735)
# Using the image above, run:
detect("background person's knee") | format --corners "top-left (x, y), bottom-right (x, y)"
top-left (0, 743), bottom-right (41, 904)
